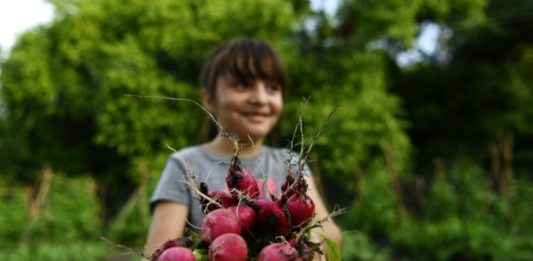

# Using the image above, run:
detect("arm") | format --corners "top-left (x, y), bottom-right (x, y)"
top-left (142, 201), bottom-right (189, 260)
top-left (304, 176), bottom-right (343, 247)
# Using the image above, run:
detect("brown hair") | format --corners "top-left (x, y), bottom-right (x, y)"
top-left (199, 38), bottom-right (287, 96)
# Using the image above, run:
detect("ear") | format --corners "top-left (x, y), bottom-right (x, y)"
top-left (201, 89), bottom-right (214, 113)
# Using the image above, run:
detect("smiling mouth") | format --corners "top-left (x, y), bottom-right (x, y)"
top-left (243, 112), bottom-right (270, 122)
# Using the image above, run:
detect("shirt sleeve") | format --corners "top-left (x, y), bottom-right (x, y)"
top-left (149, 156), bottom-right (192, 213)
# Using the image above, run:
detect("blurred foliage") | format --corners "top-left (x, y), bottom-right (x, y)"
top-left (0, 185), bottom-right (28, 247)
top-left (340, 161), bottom-right (533, 260)
top-left (0, 173), bottom-right (111, 260)
top-left (1, 0), bottom-right (533, 260)
top-left (341, 230), bottom-right (391, 260)
top-left (0, 243), bottom-right (110, 261)
top-left (0, 0), bottom-right (302, 185)
top-left (281, 51), bottom-right (411, 192)
top-left (390, 0), bottom-right (533, 172)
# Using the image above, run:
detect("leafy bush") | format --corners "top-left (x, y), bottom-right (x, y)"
top-left (338, 160), bottom-right (533, 260)
top-left (0, 186), bottom-right (28, 248)
top-left (0, 242), bottom-right (110, 261)
top-left (342, 230), bottom-right (391, 261)
top-left (32, 175), bottom-right (102, 243)
top-left (340, 161), bottom-right (402, 238)
top-left (0, 174), bottom-right (113, 260)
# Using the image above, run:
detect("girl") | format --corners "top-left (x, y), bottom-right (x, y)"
top-left (144, 38), bottom-right (342, 259)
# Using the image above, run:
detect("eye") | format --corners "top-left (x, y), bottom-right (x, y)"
top-left (266, 81), bottom-right (281, 92)
top-left (234, 79), bottom-right (251, 89)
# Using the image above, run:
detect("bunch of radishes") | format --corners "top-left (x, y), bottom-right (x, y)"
top-left (151, 155), bottom-right (322, 261)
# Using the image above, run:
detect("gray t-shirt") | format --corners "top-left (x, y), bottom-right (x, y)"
top-left (150, 145), bottom-right (309, 228)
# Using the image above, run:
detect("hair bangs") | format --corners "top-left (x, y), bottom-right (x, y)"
top-left (199, 38), bottom-right (287, 95)
top-left (225, 41), bottom-right (286, 87)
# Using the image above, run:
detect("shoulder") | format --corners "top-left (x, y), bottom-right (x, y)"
top-left (166, 145), bottom-right (230, 179)
top-left (166, 145), bottom-right (207, 169)
top-left (169, 145), bottom-right (204, 160)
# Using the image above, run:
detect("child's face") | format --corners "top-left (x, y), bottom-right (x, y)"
top-left (203, 74), bottom-right (283, 142)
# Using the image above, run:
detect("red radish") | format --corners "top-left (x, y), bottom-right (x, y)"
top-left (257, 200), bottom-right (291, 238)
top-left (227, 205), bottom-right (257, 233)
top-left (208, 189), bottom-right (237, 210)
top-left (286, 194), bottom-right (315, 227)
top-left (282, 172), bottom-right (308, 198)
top-left (226, 157), bottom-right (260, 199)
top-left (252, 198), bottom-right (271, 211)
top-left (281, 171), bottom-right (296, 196)
top-left (201, 208), bottom-right (241, 244)
top-left (208, 233), bottom-right (248, 261)
top-left (258, 242), bottom-right (298, 261)
top-left (249, 198), bottom-right (272, 216)
top-left (157, 246), bottom-right (196, 261)
top-left (150, 237), bottom-right (192, 261)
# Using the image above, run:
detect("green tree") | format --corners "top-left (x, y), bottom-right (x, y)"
top-left (0, 0), bottom-right (412, 199)
top-left (0, 2), bottom-right (315, 234)
top-left (390, 0), bottom-right (533, 173)
top-left (0, 0), bottom-right (300, 183)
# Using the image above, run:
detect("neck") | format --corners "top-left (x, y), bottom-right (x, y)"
top-left (203, 135), bottom-right (264, 157)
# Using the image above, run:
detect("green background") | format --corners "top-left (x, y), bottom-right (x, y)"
top-left (1, 0), bottom-right (532, 260)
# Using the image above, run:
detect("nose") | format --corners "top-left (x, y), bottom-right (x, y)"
top-left (250, 81), bottom-right (268, 105)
